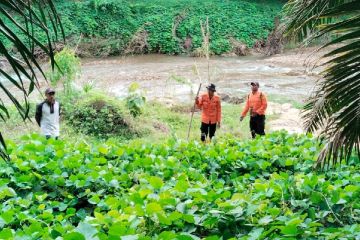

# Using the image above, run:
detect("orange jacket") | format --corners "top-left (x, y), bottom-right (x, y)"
top-left (241, 91), bottom-right (267, 117)
top-left (196, 93), bottom-right (222, 124)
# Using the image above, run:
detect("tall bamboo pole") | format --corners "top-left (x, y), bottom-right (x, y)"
top-left (187, 83), bottom-right (202, 141)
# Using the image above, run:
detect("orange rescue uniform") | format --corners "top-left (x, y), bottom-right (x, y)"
top-left (196, 93), bottom-right (222, 124)
top-left (241, 91), bottom-right (267, 117)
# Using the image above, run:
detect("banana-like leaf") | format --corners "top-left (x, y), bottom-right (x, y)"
top-left (0, 0), bottom-right (64, 160)
top-left (284, 0), bottom-right (360, 167)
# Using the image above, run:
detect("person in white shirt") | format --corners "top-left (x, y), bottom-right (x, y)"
top-left (35, 88), bottom-right (61, 139)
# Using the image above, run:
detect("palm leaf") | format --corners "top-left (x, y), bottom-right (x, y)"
top-left (284, 0), bottom-right (360, 167)
top-left (0, 0), bottom-right (64, 160)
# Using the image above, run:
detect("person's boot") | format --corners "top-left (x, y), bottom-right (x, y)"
top-left (201, 133), bottom-right (206, 142)
top-left (251, 131), bottom-right (256, 139)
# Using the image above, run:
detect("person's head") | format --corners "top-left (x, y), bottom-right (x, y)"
top-left (251, 82), bottom-right (259, 92)
top-left (206, 83), bottom-right (216, 97)
top-left (45, 88), bottom-right (56, 102)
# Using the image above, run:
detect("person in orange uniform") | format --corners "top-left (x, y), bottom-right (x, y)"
top-left (240, 82), bottom-right (267, 138)
top-left (195, 84), bottom-right (222, 142)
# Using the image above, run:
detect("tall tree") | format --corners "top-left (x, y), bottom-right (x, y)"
top-left (0, 0), bottom-right (64, 159)
top-left (284, 0), bottom-right (360, 167)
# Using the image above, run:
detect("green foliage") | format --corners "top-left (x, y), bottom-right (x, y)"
top-left (284, 0), bottom-right (360, 167)
top-left (0, 0), bottom-right (64, 159)
top-left (47, 47), bottom-right (81, 95)
top-left (82, 80), bottom-right (96, 93)
top-left (64, 93), bottom-right (139, 138)
top-left (1, 0), bottom-right (283, 56)
top-left (126, 83), bottom-right (146, 117)
top-left (1, 132), bottom-right (359, 238)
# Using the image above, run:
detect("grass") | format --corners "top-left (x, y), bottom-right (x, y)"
top-left (139, 102), bottom-right (252, 143)
top-left (1, 99), bottom-right (280, 146)
top-left (138, 101), bottom-right (280, 143)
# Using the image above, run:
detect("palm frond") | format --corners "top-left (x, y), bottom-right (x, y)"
top-left (284, 0), bottom-right (360, 167)
top-left (0, 0), bottom-right (64, 160)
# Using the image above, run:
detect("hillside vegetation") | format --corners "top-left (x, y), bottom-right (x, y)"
top-left (0, 132), bottom-right (359, 239)
top-left (1, 0), bottom-right (283, 56)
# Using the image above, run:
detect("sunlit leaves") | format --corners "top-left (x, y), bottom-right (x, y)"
top-left (0, 132), bottom-right (359, 238)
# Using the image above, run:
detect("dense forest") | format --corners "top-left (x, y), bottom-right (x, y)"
top-left (1, 0), bottom-right (283, 56)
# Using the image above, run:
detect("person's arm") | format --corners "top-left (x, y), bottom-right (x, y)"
top-left (59, 102), bottom-right (63, 116)
top-left (257, 94), bottom-right (268, 115)
top-left (35, 103), bottom-right (43, 126)
top-left (241, 96), bottom-right (250, 119)
top-left (195, 95), bottom-right (203, 109)
top-left (59, 102), bottom-right (63, 121)
top-left (217, 98), bottom-right (222, 126)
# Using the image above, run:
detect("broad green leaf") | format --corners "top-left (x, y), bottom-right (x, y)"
top-left (176, 235), bottom-right (196, 240)
top-left (336, 198), bottom-right (347, 205)
top-left (89, 195), bottom-right (101, 204)
top-left (1, 210), bottom-right (14, 224)
top-left (121, 235), bottom-right (139, 240)
top-left (139, 189), bottom-right (153, 198)
top-left (248, 228), bottom-right (264, 240)
top-left (98, 145), bottom-right (109, 154)
top-left (35, 193), bottom-right (48, 202)
top-left (182, 214), bottom-right (195, 224)
top-left (158, 231), bottom-right (177, 240)
top-left (175, 180), bottom-right (190, 192)
top-left (258, 215), bottom-right (273, 225)
top-left (169, 211), bottom-right (183, 221)
top-left (148, 176), bottom-right (164, 189)
top-left (0, 187), bottom-right (16, 200)
top-left (310, 192), bottom-right (322, 204)
top-left (146, 202), bottom-right (162, 215)
top-left (204, 237), bottom-right (220, 240)
top-left (157, 213), bottom-right (172, 225)
top-left (76, 222), bottom-right (99, 240)
top-left (286, 218), bottom-right (303, 226)
top-left (0, 228), bottom-right (12, 239)
top-left (63, 232), bottom-right (86, 240)
top-left (109, 222), bottom-right (128, 236)
top-left (281, 225), bottom-right (298, 236)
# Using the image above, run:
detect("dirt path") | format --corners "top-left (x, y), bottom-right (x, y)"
top-left (267, 102), bottom-right (303, 134)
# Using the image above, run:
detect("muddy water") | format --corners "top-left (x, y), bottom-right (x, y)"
top-left (1, 50), bottom-right (318, 104)
top-left (79, 51), bottom-right (317, 104)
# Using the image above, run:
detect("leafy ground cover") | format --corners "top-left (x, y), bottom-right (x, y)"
top-left (0, 132), bottom-right (359, 239)
top-left (1, 0), bottom-right (283, 56)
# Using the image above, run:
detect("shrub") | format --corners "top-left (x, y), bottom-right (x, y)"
top-left (47, 47), bottom-right (80, 95)
top-left (126, 83), bottom-right (146, 117)
top-left (64, 93), bottom-right (139, 138)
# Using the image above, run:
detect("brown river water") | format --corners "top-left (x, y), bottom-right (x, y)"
top-left (78, 50), bottom-right (319, 104)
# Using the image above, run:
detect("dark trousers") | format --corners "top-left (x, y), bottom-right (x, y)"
top-left (200, 122), bottom-right (217, 142)
top-left (250, 115), bottom-right (265, 138)
top-left (46, 135), bottom-right (59, 140)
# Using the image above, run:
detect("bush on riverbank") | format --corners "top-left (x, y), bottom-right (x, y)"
top-left (63, 93), bottom-right (143, 139)
top-left (1, 0), bottom-right (283, 56)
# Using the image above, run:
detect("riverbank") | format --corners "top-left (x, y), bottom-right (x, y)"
top-left (1, 46), bottom-right (328, 141)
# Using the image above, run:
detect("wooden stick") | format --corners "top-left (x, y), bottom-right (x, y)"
top-left (187, 83), bottom-right (202, 141)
